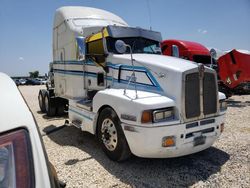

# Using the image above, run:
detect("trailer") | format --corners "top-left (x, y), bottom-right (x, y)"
top-left (39, 7), bottom-right (226, 161)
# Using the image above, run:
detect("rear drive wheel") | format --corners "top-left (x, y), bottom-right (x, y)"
top-left (97, 108), bottom-right (131, 161)
top-left (44, 92), bottom-right (56, 117)
top-left (38, 89), bottom-right (47, 112)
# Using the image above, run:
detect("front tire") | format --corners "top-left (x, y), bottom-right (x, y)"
top-left (97, 108), bottom-right (131, 161)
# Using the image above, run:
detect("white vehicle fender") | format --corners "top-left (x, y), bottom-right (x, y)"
top-left (92, 89), bottom-right (175, 128)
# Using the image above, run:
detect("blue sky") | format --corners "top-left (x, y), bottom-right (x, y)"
top-left (0, 0), bottom-right (249, 76)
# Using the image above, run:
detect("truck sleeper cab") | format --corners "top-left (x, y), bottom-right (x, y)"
top-left (39, 6), bottom-right (227, 161)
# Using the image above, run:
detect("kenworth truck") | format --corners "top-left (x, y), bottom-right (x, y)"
top-left (38, 6), bottom-right (227, 161)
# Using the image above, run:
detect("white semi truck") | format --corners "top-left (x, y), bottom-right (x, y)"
top-left (38, 6), bottom-right (227, 161)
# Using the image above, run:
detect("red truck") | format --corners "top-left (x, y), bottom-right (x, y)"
top-left (161, 39), bottom-right (250, 97)
top-left (161, 39), bottom-right (212, 65)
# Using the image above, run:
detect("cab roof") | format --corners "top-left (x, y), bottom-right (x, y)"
top-left (162, 39), bottom-right (210, 54)
top-left (54, 6), bottom-right (128, 28)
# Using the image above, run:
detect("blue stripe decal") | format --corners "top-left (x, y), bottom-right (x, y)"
top-left (53, 61), bottom-right (83, 65)
top-left (115, 80), bottom-right (162, 92)
top-left (54, 69), bottom-right (97, 78)
top-left (106, 62), bottom-right (148, 72)
top-left (69, 108), bottom-right (93, 120)
top-left (52, 60), bottom-right (163, 92)
top-left (52, 60), bottom-right (95, 66)
top-left (106, 62), bottom-right (162, 89)
top-left (54, 69), bottom-right (163, 92)
top-left (54, 69), bottom-right (157, 87)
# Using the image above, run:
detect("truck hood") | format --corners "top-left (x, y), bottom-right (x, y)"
top-left (108, 54), bottom-right (200, 119)
top-left (111, 53), bottom-right (198, 73)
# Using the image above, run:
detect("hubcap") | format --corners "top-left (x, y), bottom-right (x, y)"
top-left (101, 118), bottom-right (117, 151)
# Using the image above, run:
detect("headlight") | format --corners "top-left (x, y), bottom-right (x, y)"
top-left (153, 108), bottom-right (174, 122)
top-left (219, 100), bottom-right (227, 111)
top-left (141, 107), bottom-right (174, 123)
top-left (0, 129), bottom-right (34, 187)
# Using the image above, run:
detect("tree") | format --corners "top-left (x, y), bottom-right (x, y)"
top-left (29, 71), bottom-right (39, 78)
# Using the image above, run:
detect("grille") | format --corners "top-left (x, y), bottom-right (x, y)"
top-left (185, 73), bottom-right (200, 118)
top-left (185, 72), bottom-right (217, 119)
top-left (203, 72), bottom-right (217, 115)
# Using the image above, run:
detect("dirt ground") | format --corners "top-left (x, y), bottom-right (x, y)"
top-left (19, 85), bottom-right (250, 188)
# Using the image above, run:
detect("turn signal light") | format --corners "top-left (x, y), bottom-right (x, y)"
top-left (141, 111), bottom-right (152, 123)
top-left (162, 136), bottom-right (175, 147)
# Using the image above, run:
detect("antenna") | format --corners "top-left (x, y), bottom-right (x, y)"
top-left (146, 0), bottom-right (152, 30)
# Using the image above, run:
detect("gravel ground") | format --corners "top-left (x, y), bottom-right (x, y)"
top-left (19, 85), bottom-right (250, 188)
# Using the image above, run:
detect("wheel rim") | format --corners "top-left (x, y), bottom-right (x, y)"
top-left (38, 93), bottom-right (43, 108)
top-left (101, 118), bottom-right (118, 151)
top-left (45, 95), bottom-right (49, 112)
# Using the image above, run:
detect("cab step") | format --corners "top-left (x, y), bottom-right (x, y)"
top-left (71, 119), bottom-right (82, 129)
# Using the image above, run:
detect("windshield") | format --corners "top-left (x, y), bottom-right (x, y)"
top-left (193, 55), bottom-right (213, 64)
top-left (106, 37), bottom-right (161, 54)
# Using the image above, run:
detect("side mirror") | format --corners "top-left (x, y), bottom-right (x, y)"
top-left (115, 40), bottom-right (127, 54)
top-left (210, 48), bottom-right (217, 59)
top-left (76, 36), bottom-right (86, 60)
top-left (172, 45), bottom-right (179, 57)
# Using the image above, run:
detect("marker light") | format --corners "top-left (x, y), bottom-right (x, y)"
top-left (141, 111), bottom-right (152, 123)
top-left (219, 100), bottom-right (227, 111)
top-left (0, 129), bottom-right (34, 188)
top-left (162, 136), bottom-right (175, 147)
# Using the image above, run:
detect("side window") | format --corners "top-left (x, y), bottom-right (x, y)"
top-left (87, 39), bottom-right (104, 55)
top-left (76, 37), bottom-right (86, 60)
top-left (87, 39), bottom-right (105, 64)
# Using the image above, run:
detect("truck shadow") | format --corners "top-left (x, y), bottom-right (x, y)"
top-left (226, 99), bottom-right (250, 108)
top-left (37, 110), bottom-right (68, 120)
top-left (44, 125), bottom-right (230, 187)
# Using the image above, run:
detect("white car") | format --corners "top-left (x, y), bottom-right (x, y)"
top-left (0, 72), bottom-right (63, 188)
top-left (19, 78), bottom-right (27, 85)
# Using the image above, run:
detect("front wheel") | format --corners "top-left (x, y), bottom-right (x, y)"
top-left (97, 108), bottom-right (131, 161)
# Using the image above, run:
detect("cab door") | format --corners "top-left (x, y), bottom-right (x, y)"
top-left (85, 37), bottom-right (107, 92)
